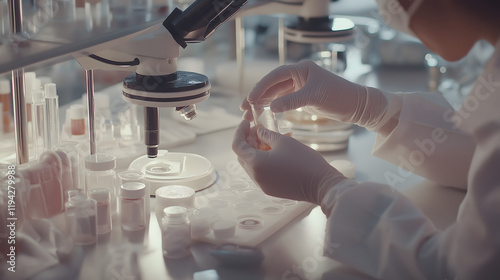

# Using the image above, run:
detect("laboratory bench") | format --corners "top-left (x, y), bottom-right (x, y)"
top-left (29, 71), bottom-right (466, 279)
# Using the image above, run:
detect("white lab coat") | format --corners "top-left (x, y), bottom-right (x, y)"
top-left (321, 39), bottom-right (500, 280)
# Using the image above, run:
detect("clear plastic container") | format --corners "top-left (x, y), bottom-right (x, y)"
top-left (69, 104), bottom-right (85, 136)
top-left (250, 102), bottom-right (292, 150)
top-left (162, 206), bottom-right (191, 259)
top-left (67, 197), bottom-right (97, 245)
top-left (120, 182), bottom-right (146, 231)
top-left (89, 188), bottom-right (112, 234)
top-left (190, 207), bottom-right (220, 239)
top-left (56, 141), bottom-right (83, 191)
top-left (85, 153), bottom-right (117, 214)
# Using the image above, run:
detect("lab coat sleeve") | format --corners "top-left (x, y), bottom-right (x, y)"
top-left (372, 92), bottom-right (476, 190)
top-left (320, 126), bottom-right (500, 280)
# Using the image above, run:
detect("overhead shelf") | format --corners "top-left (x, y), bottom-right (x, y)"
top-left (0, 9), bottom-right (167, 74)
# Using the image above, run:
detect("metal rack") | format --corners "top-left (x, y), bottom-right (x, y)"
top-left (2, 0), bottom-right (165, 164)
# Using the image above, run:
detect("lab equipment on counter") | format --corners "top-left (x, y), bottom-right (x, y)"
top-left (162, 206), bottom-right (191, 259)
top-left (190, 207), bottom-right (220, 238)
top-left (89, 188), bottom-right (112, 234)
top-left (212, 220), bottom-right (236, 239)
top-left (74, 0), bottom-right (250, 159)
top-left (56, 141), bottom-right (84, 191)
top-left (128, 150), bottom-right (216, 193)
top-left (120, 182), bottom-right (147, 231)
top-left (84, 153), bottom-right (117, 214)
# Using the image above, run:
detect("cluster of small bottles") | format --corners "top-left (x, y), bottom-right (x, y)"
top-left (65, 157), bottom-right (150, 245)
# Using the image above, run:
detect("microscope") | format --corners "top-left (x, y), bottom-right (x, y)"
top-left (75, 0), bottom-right (248, 159)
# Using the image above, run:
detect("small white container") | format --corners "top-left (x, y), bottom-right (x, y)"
top-left (85, 153), bottom-right (117, 214)
top-left (162, 206), bottom-right (191, 259)
top-left (120, 182), bottom-right (146, 231)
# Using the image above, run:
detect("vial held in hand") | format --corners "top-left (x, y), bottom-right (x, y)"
top-left (250, 103), bottom-right (292, 150)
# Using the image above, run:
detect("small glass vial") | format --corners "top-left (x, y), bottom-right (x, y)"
top-left (89, 188), bottom-right (112, 234)
top-left (118, 170), bottom-right (150, 222)
top-left (120, 182), bottom-right (146, 231)
top-left (69, 104), bottom-right (85, 136)
top-left (85, 153), bottom-right (117, 214)
top-left (67, 197), bottom-right (97, 245)
top-left (162, 206), bottom-right (191, 259)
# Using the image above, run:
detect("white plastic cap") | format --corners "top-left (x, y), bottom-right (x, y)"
top-left (32, 89), bottom-right (45, 104)
top-left (45, 83), bottom-right (57, 98)
top-left (89, 188), bottom-right (110, 202)
top-left (120, 182), bottom-right (146, 199)
top-left (155, 185), bottom-right (195, 207)
top-left (69, 104), bottom-right (85, 120)
top-left (0, 79), bottom-right (10, 94)
top-left (163, 205), bottom-right (187, 218)
top-left (85, 153), bottom-right (116, 171)
top-left (118, 170), bottom-right (144, 184)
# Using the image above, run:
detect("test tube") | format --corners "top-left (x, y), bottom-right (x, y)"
top-left (44, 83), bottom-right (60, 150)
top-left (0, 79), bottom-right (11, 134)
top-left (32, 88), bottom-right (47, 159)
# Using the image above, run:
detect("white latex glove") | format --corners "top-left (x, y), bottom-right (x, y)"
top-left (232, 120), bottom-right (348, 204)
top-left (241, 61), bottom-right (389, 130)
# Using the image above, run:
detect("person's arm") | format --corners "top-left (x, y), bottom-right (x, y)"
top-left (320, 125), bottom-right (500, 280)
top-left (370, 92), bottom-right (476, 190)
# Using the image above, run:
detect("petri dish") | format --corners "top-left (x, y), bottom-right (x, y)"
top-left (237, 214), bottom-right (264, 230)
top-left (233, 201), bottom-right (257, 213)
top-left (258, 201), bottom-right (285, 215)
top-left (241, 190), bottom-right (268, 203)
top-left (272, 197), bottom-right (298, 207)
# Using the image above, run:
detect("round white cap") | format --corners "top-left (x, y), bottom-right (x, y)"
top-left (45, 83), bottom-right (57, 98)
top-left (69, 104), bottom-right (85, 120)
top-left (89, 188), bottom-right (110, 202)
top-left (156, 185), bottom-right (195, 207)
top-left (212, 220), bottom-right (236, 239)
top-left (0, 79), bottom-right (10, 94)
top-left (118, 170), bottom-right (144, 184)
top-left (85, 153), bottom-right (116, 171)
top-left (329, 159), bottom-right (356, 179)
top-left (120, 182), bottom-right (146, 199)
top-left (163, 205), bottom-right (187, 218)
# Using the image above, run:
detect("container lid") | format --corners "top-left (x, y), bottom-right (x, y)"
top-left (45, 83), bottom-right (57, 98)
top-left (89, 188), bottom-right (110, 202)
top-left (156, 185), bottom-right (195, 201)
top-left (85, 153), bottom-right (116, 171)
top-left (163, 206), bottom-right (188, 224)
top-left (32, 89), bottom-right (45, 104)
top-left (24, 72), bottom-right (36, 91)
top-left (0, 79), bottom-right (10, 94)
top-left (69, 104), bottom-right (85, 120)
top-left (120, 182), bottom-right (146, 199)
top-left (118, 170), bottom-right (145, 184)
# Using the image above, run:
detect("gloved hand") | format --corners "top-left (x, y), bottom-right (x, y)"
top-left (241, 61), bottom-right (389, 130)
top-left (232, 120), bottom-right (347, 204)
